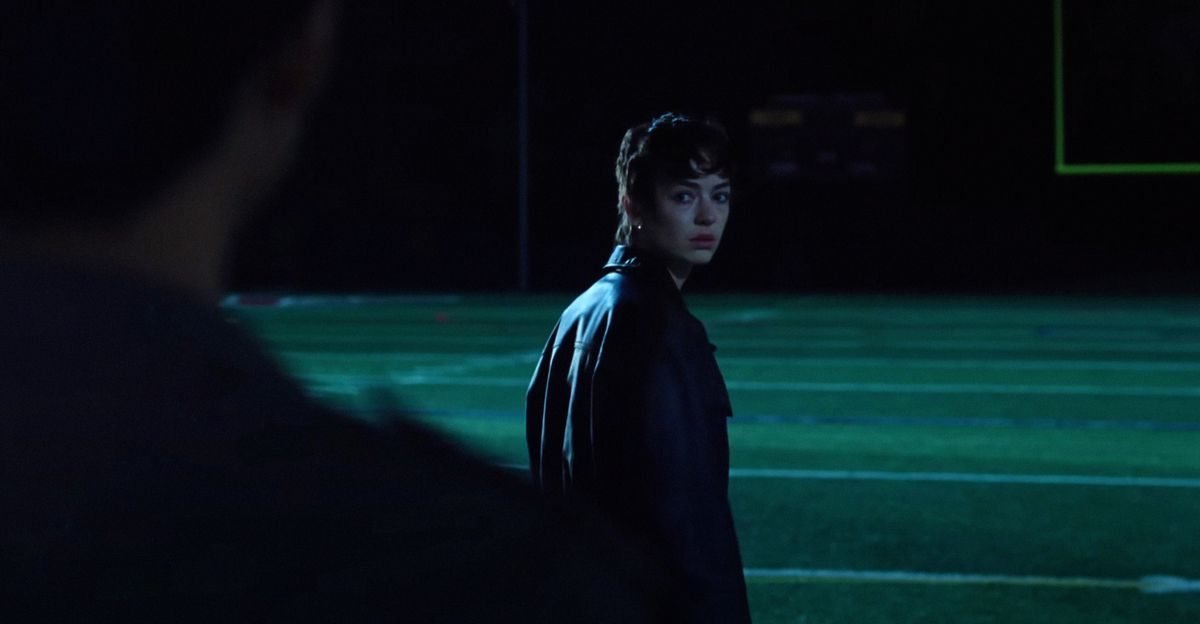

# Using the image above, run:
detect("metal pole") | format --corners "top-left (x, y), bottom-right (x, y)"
top-left (516, 0), bottom-right (531, 291)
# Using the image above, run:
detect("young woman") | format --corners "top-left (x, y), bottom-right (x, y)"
top-left (526, 113), bottom-right (750, 623)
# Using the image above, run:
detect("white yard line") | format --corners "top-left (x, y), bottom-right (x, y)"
top-left (280, 351), bottom-right (473, 361)
top-left (261, 333), bottom-right (1200, 353)
top-left (223, 293), bottom-right (463, 307)
top-left (299, 373), bottom-right (1200, 398)
top-left (722, 380), bottom-right (1200, 397)
top-left (714, 355), bottom-right (1200, 372)
top-left (348, 406), bottom-right (1196, 432)
top-left (497, 464), bottom-right (1200, 489)
top-left (710, 338), bottom-right (1200, 354)
top-left (742, 568), bottom-right (1200, 593)
top-left (729, 468), bottom-right (1200, 489)
top-left (283, 351), bottom-right (1200, 372)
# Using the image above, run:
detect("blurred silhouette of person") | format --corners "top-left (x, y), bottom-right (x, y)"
top-left (527, 113), bottom-right (751, 623)
top-left (0, 2), bottom-right (666, 621)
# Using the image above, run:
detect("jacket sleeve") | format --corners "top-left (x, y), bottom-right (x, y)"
top-left (588, 306), bottom-right (750, 624)
top-left (527, 320), bottom-right (579, 497)
top-left (526, 324), bottom-right (555, 490)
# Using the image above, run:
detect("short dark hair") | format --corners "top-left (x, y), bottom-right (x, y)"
top-left (613, 112), bottom-right (731, 245)
top-left (0, 1), bottom-right (316, 225)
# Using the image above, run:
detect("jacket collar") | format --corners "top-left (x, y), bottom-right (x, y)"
top-left (602, 245), bottom-right (683, 299)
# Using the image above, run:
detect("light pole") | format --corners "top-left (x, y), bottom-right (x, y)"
top-left (516, 0), bottom-right (531, 291)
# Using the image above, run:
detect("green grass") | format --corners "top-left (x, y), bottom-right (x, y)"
top-left (227, 294), bottom-right (1200, 623)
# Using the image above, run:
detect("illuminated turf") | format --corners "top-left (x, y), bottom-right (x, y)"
top-left (226, 294), bottom-right (1200, 624)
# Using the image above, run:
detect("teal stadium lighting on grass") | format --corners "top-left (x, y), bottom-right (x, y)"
top-left (1053, 0), bottom-right (1200, 175)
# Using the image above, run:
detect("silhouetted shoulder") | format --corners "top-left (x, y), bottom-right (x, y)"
top-left (1, 262), bottom-right (666, 623)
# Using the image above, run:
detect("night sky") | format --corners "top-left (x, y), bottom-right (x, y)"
top-left (232, 0), bottom-right (1200, 294)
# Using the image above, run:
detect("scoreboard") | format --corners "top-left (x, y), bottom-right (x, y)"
top-left (747, 93), bottom-right (906, 181)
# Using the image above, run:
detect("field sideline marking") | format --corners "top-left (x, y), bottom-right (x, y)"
top-left (730, 412), bottom-right (1200, 431)
top-left (301, 373), bottom-right (1200, 398)
top-left (392, 407), bottom-right (1199, 432)
top-left (223, 293), bottom-right (464, 307)
top-left (722, 380), bottom-right (1200, 398)
top-left (498, 464), bottom-right (1200, 489)
top-left (255, 332), bottom-right (1200, 353)
top-left (714, 355), bottom-right (1200, 373)
top-left (742, 568), bottom-right (1200, 593)
top-left (730, 468), bottom-right (1200, 489)
top-left (723, 338), bottom-right (1200, 354)
top-left (280, 350), bottom-right (1200, 373)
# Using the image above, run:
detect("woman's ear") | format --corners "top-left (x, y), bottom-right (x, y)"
top-left (620, 195), bottom-right (639, 225)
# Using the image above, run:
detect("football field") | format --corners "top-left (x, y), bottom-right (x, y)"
top-left (225, 293), bottom-right (1200, 623)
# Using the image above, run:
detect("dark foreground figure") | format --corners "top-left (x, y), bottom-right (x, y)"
top-left (0, 262), bottom-right (662, 622)
top-left (527, 115), bottom-right (752, 623)
top-left (1, 2), bottom-right (665, 621)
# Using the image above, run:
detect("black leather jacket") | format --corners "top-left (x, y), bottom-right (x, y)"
top-left (526, 246), bottom-right (751, 623)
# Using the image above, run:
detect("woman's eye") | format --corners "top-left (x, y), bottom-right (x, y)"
top-left (672, 192), bottom-right (694, 203)
top-left (714, 192), bottom-right (731, 203)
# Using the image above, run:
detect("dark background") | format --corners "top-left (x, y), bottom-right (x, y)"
top-left (232, 0), bottom-right (1200, 295)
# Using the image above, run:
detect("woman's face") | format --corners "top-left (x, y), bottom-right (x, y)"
top-left (637, 172), bottom-right (731, 270)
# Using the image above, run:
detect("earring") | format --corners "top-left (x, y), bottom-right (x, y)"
top-left (635, 223), bottom-right (643, 231)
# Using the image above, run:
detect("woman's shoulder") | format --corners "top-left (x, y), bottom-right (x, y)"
top-left (549, 273), bottom-right (667, 346)
top-left (566, 271), bottom-right (659, 319)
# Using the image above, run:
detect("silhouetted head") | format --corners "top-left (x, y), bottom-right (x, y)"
top-left (0, 1), bottom-right (325, 227)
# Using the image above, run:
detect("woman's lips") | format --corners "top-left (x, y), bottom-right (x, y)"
top-left (689, 235), bottom-right (717, 249)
